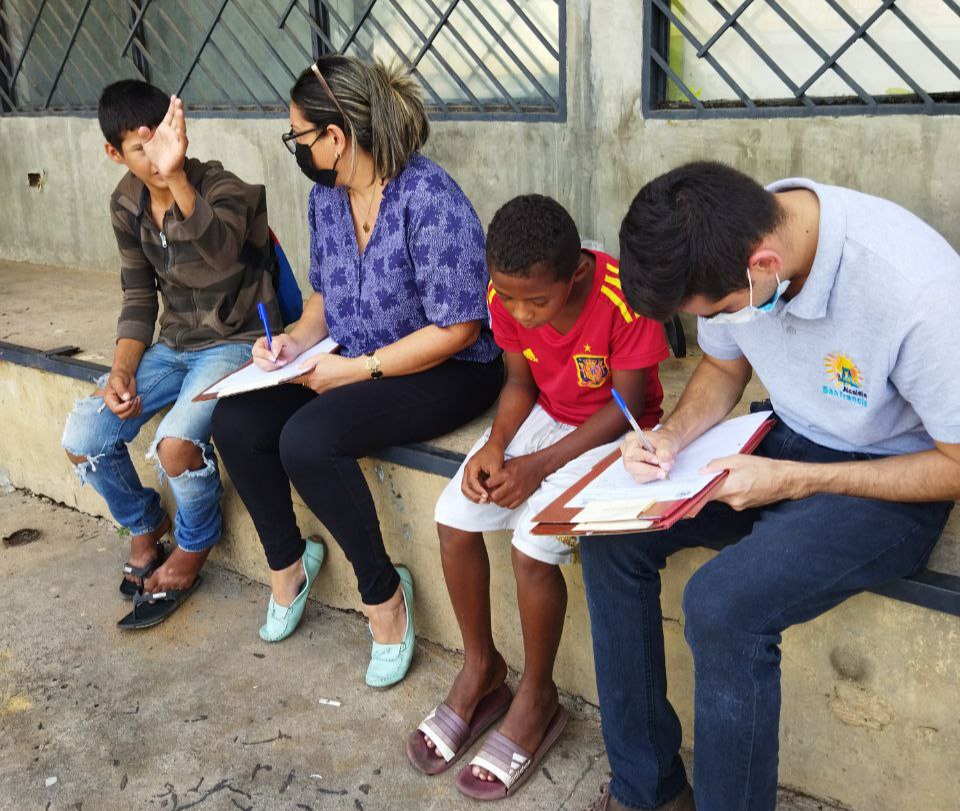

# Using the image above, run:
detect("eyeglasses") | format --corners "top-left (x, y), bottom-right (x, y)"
top-left (310, 62), bottom-right (348, 122)
top-left (282, 126), bottom-right (323, 155)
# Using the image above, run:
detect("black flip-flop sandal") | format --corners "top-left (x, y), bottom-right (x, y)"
top-left (117, 577), bottom-right (202, 630)
top-left (119, 543), bottom-right (169, 599)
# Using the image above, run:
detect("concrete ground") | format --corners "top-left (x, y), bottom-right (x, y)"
top-left (0, 490), bottom-right (851, 811)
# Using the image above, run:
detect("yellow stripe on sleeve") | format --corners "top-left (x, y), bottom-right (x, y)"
top-left (601, 286), bottom-right (634, 323)
top-left (487, 284), bottom-right (497, 305)
top-left (606, 262), bottom-right (619, 276)
top-left (604, 275), bottom-right (622, 289)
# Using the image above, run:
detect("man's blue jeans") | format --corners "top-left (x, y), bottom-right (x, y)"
top-left (62, 341), bottom-right (251, 553)
top-left (579, 419), bottom-right (953, 811)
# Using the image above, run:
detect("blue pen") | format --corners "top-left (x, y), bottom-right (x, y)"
top-left (257, 302), bottom-right (273, 354)
top-left (611, 388), bottom-right (666, 476)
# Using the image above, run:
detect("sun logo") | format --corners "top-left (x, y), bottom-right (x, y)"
top-left (824, 353), bottom-right (865, 390)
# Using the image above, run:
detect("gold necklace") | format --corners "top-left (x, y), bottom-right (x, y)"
top-left (351, 179), bottom-right (383, 234)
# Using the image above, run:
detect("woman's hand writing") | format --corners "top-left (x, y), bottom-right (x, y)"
top-left (252, 333), bottom-right (302, 371)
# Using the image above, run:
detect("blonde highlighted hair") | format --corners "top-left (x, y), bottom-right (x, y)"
top-left (291, 55), bottom-right (429, 181)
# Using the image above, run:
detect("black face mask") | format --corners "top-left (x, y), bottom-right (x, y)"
top-left (295, 142), bottom-right (339, 187)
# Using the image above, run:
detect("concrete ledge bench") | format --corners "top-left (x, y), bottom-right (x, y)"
top-left (2, 332), bottom-right (957, 620)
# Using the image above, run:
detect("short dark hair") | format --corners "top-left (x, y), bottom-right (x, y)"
top-left (98, 80), bottom-right (169, 152)
top-left (486, 194), bottom-right (581, 281)
top-left (618, 161), bottom-right (786, 321)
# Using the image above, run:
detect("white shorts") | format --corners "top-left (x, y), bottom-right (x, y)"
top-left (434, 404), bottom-right (622, 565)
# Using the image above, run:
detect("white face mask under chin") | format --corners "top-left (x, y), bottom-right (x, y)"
top-left (706, 268), bottom-right (790, 326)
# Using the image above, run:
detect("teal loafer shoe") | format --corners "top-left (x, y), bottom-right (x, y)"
top-left (259, 537), bottom-right (326, 643)
top-left (365, 565), bottom-right (415, 689)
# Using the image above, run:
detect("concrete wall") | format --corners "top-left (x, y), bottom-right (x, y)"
top-left (2, 360), bottom-right (960, 811)
top-left (2, 0), bottom-right (957, 282)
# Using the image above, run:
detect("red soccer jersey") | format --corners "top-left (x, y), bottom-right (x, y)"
top-left (488, 250), bottom-right (669, 427)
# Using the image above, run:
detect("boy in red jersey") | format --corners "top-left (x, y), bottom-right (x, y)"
top-left (406, 195), bottom-right (669, 800)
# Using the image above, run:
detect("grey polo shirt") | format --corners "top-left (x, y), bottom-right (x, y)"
top-left (697, 178), bottom-right (960, 456)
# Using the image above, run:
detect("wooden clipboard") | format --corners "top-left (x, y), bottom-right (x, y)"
top-left (530, 417), bottom-right (775, 537)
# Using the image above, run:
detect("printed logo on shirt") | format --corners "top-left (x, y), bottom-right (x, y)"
top-left (821, 352), bottom-right (868, 408)
top-left (523, 348), bottom-right (539, 364)
top-left (573, 351), bottom-right (610, 388)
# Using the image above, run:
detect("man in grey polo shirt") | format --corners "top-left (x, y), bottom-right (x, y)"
top-left (581, 161), bottom-right (960, 811)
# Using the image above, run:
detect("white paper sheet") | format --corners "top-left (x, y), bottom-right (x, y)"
top-left (573, 519), bottom-right (655, 533)
top-left (571, 499), bottom-right (656, 524)
top-left (203, 337), bottom-right (340, 399)
top-left (565, 411), bottom-right (772, 509)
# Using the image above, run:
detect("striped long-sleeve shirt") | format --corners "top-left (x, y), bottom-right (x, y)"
top-left (110, 158), bottom-right (281, 350)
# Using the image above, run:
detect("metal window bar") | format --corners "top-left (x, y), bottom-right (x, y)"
top-left (27, 0), bottom-right (116, 109)
top-left (142, 0), bottom-right (236, 112)
top-left (705, 0), bottom-right (815, 110)
top-left (0, 0), bottom-right (564, 120)
top-left (92, 2), bottom-right (148, 82)
top-left (644, 0), bottom-right (960, 119)
top-left (198, 0), bottom-right (288, 109)
top-left (43, 0), bottom-right (113, 99)
top-left (290, 1), bottom-right (371, 65)
top-left (386, 0), bottom-right (486, 115)
top-left (460, 0), bottom-right (560, 113)
top-left (0, 0), bottom-right (15, 110)
top-left (19, 0), bottom-right (89, 110)
top-left (470, 0), bottom-right (562, 110)
top-left (819, 0), bottom-right (933, 106)
top-left (2, 0), bottom-right (67, 109)
top-left (0, 0), bottom-right (53, 108)
top-left (764, 0), bottom-right (875, 107)
top-left (308, 0), bottom-right (329, 59)
top-left (339, 1), bottom-right (453, 115)
top-left (127, 2), bottom-right (148, 81)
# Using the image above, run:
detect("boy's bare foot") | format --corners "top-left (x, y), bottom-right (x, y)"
top-left (143, 546), bottom-right (211, 593)
top-left (123, 515), bottom-right (172, 586)
top-left (471, 678), bottom-right (559, 781)
top-left (424, 651), bottom-right (509, 759)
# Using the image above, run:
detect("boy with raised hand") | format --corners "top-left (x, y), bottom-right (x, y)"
top-left (406, 195), bottom-right (669, 800)
top-left (62, 80), bottom-right (281, 629)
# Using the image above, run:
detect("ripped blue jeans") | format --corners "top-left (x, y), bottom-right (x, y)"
top-left (62, 341), bottom-right (252, 553)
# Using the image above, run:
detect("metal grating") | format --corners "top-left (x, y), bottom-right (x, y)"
top-left (643, 0), bottom-right (960, 118)
top-left (0, 0), bottom-right (564, 120)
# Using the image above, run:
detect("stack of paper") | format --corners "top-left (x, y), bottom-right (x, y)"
top-left (532, 411), bottom-right (775, 536)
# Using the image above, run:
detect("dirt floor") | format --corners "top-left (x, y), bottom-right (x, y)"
top-left (0, 489), bottom-right (854, 811)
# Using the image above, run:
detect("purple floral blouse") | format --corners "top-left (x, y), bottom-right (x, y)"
top-left (307, 153), bottom-right (500, 363)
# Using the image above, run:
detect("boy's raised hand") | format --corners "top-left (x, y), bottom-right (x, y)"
top-left (462, 441), bottom-right (505, 504)
top-left (140, 95), bottom-right (188, 179)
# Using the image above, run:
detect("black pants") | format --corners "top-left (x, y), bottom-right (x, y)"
top-left (211, 357), bottom-right (503, 605)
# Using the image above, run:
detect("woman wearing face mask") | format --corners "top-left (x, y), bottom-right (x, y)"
top-left (211, 55), bottom-right (503, 688)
